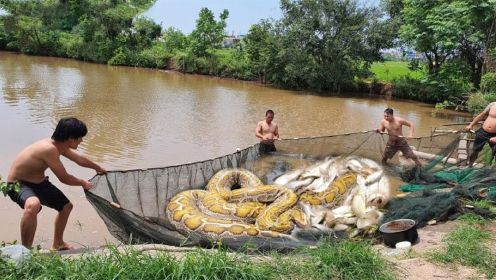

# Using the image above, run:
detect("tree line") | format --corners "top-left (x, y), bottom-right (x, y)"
top-left (1, 0), bottom-right (495, 110)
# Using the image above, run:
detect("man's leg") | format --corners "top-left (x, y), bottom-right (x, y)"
top-left (21, 197), bottom-right (41, 248)
top-left (52, 202), bottom-right (73, 250)
top-left (468, 150), bottom-right (479, 167)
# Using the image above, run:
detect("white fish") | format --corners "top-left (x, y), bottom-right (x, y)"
top-left (300, 177), bottom-right (326, 193)
top-left (285, 177), bottom-right (314, 191)
top-left (274, 169), bottom-right (303, 186)
top-left (351, 185), bottom-right (367, 218)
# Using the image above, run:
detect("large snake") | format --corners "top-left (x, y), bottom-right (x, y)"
top-left (166, 169), bottom-right (309, 239)
top-left (166, 167), bottom-right (362, 240)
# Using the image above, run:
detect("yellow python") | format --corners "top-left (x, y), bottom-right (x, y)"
top-left (166, 168), bottom-right (309, 238)
top-left (299, 172), bottom-right (357, 207)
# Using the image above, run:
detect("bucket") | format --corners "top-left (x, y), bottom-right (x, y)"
top-left (379, 219), bottom-right (419, 247)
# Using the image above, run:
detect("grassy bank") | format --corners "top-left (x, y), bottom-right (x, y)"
top-left (428, 214), bottom-right (496, 279)
top-left (0, 240), bottom-right (395, 280)
top-left (370, 61), bottom-right (424, 82)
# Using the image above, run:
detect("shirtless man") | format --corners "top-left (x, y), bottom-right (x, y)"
top-left (6, 117), bottom-right (106, 250)
top-left (376, 108), bottom-right (421, 166)
top-left (465, 102), bottom-right (496, 166)
top-left (255, 110), bottom-right (279, 154)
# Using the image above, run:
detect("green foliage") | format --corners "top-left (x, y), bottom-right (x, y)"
top-left (421, 59), bottom-right (474, 103)
top-left (244, 21), bottom-right (276, 81)
top-left (457, 213), bottom-right (489, 226)
top-left (162, 27), bottom-right (188, 51)
top-left (0, 176), bottom-right (19, 197)
top-left (136, 42), bottom-right (172, 68)
top-left (392, 76), bottom-right (427, 100)
top-left (0, 241), bottom-right (396, 280)
top-left (480, 72), bottom-right (496, 94)
top-left (189, 8), bottom-right (229, 57)
top-left (265, 0), bottom-right (393, 91)
top-left (0, 0), bottom-right (157, 62)
top-left (398, 0), bottom-right (496, 88)
top-left (466, 91), bottom-right (490, 114)
top-left (306, 240), bottom-right (395, 280)
top-left (0, 246), bottom-right (272, 280)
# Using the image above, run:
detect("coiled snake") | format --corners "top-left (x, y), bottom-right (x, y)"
top-left (166, 168), bottom-right (358, 239)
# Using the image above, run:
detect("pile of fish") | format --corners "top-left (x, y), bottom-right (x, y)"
top-left (274, 155), bottom-right (391, 236)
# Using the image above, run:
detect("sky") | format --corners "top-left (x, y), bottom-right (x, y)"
top-left (0, 0), bottom-right (380, 35)
top-left (143, 0), bottom-right (380, 35)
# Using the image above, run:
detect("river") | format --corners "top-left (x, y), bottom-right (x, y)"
top-left (0, 51), bottom-right (471, 248)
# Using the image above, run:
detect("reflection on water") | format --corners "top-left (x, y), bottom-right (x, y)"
top-left (0, 51), bottom-right (471, 248)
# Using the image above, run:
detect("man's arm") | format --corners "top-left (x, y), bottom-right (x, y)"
top-left (376, 121), bottom-right (386, 133)
top-left (255, 122), bottom-right (264, 140)
top-left (401, 119), bottom-right (415, 137)
top-left (62, 149), bottom-right (106, 174)
top-left (466, 111), bottom-right (489, 130)
top-left (44, 147), bottom-right (93, 189)
top-left (273, 124), bottom-right (279, 140)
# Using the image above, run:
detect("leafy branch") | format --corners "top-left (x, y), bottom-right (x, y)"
top-left (0, 176), bottom-right (19, 196)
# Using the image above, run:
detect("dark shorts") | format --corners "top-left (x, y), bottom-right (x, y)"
top-left (7, 177), bottom-right (70, 212)
top-left (259, 142), bottom-right (277, 155)
top-left (383, 136), bottom-right (418, 160)
top-left (473, 128), bottom-right (496, 153)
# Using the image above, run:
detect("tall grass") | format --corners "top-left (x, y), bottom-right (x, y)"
top-left (0, 240), bottom-right (396, 280)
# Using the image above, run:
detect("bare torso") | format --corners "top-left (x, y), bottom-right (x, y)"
top-left (7, 138), bottom-right (59, 183)
top-left (482, 104), bottom-right (496, 133)
top-left (257, 120), bottom-right (278, 143)
top-left (382, 117), bottom-right (405, 137)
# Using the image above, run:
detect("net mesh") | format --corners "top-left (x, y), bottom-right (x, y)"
top-left (87, 125), bottom-right (496, 250)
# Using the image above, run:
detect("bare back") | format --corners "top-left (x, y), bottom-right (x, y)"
top-left (7, 138), bottom-right (59, 183)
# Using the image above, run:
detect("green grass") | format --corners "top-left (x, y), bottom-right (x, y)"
top-left (0, 240), bottom-right (396, 280)
top-left (428, 223), bottom-right (496, 279)
top-left (370, 61), bottom-right (425, 82)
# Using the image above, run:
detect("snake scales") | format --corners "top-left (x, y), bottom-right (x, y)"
top-left (166, 168), bottom-right (359, 239)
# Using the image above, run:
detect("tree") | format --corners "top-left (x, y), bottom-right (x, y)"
top-left (268, 0), bottom-right (392, 91)
top-left (189, 7), bottom-right (229, 57)
top-left (244, 21), bottom-right (276, 82)
top-left (399, 0), bottom-right (496, 87)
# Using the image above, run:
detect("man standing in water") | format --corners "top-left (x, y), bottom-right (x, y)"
top-left (6, 117), bottom-right (106, 251)
top-left (376, 108), bottom-right (422, 166)
top-left (465, 102), bottom-right (496, 166)
top-left (255, 109), bottom-right (279, 154)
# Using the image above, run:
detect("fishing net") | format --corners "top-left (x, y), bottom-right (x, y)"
top-left (86, 123), bottom-right (496, 250)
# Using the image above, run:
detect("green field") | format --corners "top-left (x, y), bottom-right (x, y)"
top-left (370, 61), bottom-right (425, 82)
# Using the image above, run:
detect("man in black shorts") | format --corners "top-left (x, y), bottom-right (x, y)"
top-left (6, 117), bottom-right (106, 250)
top-left (255, 110), bottom-right (279, 155)
top-left (466, 102), bottom-right (496, 166)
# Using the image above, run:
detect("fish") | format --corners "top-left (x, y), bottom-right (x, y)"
top-left (274, 169), bottom-right (304, 186)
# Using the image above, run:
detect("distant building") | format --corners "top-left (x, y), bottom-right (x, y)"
top-left (222, 33), bottom-right (245, 48)
top-left (380, 47), bottom-right (424, 61)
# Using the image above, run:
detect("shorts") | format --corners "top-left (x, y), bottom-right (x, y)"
top-left (259, 142), bottom-right (277, 155)
top-left (473, 128), bottom-right (496, 153)
top-left (7, 177), bottom-right (70, 212)
top-left (383, 136), bottom-right (418, 161)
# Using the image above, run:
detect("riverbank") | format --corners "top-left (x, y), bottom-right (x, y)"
top-left (2, 219), bottom-right (494, 279)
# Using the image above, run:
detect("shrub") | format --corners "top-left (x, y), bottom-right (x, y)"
top-left (480, 72), bottom-right (496, 94)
